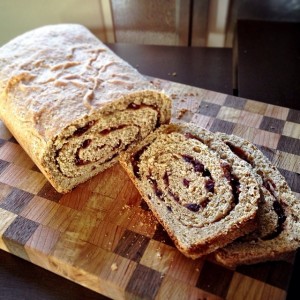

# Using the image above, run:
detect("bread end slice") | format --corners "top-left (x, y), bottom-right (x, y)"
top-left (213, 132), bottom-right (300, 267)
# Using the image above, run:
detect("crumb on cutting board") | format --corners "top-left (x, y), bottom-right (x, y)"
top-left (176, 108), bottom-right (189, 119)
top-left (111, 262), bottom-right (118, 271)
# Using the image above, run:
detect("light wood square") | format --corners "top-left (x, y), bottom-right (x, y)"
top-left (244, 100), bottom-right (268, 115)
top-left (253, 130), bottom-right (280, 149)
top-left (0, 164), bottom-right (47, 194)
top-left (238, 110), bottom-right (263, 128)
top-left (265, 104), bottom-right (289, 120)
top-left (282, 121), bottom-right (300, 139)
top-left (217, 107), bottom-right (241, 123)
top-left (227, 273), bottom-right (286, 300)
top-left (0, 142), bottom-right (35, 169)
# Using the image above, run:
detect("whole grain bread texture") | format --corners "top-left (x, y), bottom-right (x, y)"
top-left (119, 123), bottom-right (260, 259)
top-left (213, 133), bottom-right (300, 267)
top-left (0, 24), bottom-right (171, 193)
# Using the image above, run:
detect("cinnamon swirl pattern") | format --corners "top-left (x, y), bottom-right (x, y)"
top-left (0, 24), bottom-right (171, 192)
top-left (119, 124), bottom-right (260, 259)
top-left (214, 133), bottom-right (300, 267)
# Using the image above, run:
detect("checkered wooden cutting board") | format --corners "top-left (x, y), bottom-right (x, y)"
top-left (0, 79), bottom-right (299, 299)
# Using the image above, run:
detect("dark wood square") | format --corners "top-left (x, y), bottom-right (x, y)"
top-left (3, 216), bottom-right (39, 261)
top-left (224, 95), bottom-right (246, 110)
top-left (277, 136), bottom-right (300, 155)
top-left (196, 260), bottom-right (234, 298)
top-left (126, 264), bottom-right (162, 299)
top-left (0, 159), bottom-right (10, 175)
top-left (0, 188), bottom-right (34, 214)
top-left (287, 109), bottom-right (300, 124)
top-left (37, 182), bottom-right (63, 202)
top-left (259, 116), bottom-right (285, 134)
top-left (197, 101), bottom-right (221, 117)
top-left (114, 230), bottom-right (150, 262)
top-left (0, 138), bottom-right (6, 148)
top-left (210, 119), bottom-right (235, 134)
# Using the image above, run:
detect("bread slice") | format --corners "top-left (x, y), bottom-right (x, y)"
top-left (213, 132), bottom-right (300, 267)
top-left (119, 123), bottom-right (260, 259)
top-left (0, 24), bottom-right (171, 193)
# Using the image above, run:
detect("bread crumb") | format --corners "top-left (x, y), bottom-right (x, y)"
top-left (177, 109), bottom-right (188, 119)
top-left (156, 252), bottom-right (162, 259)
top-left (111, 263), bottom-right (118, 271)
top-left (122, 204), bottom-right (130, 210)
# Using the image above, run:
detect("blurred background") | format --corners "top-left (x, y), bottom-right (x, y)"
top-left (1, 0), bottom-right (299, 47)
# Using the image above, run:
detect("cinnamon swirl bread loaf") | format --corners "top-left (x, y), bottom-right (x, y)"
top-left (119, 124), bottom-right (260, 259)
top-left (0, 24), bottom-right (171, 193)
top-left (213, 133), bottom-right (300, 267)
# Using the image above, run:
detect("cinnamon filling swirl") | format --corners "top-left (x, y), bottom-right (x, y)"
top-left (131, 131), bottom-right (243, 228)
top-left (53, 103), bottom-right (161, 179)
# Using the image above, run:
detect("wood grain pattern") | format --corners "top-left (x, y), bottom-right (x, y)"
top-left (0, 79), bottom-right (299, 299)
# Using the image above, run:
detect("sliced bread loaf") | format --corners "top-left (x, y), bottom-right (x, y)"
top-left (214, 132), bottom-right (300, 267)
top-left (0, 24), bottom-right (171, 193)
top-left (119, 124), bottom-right (260, 259)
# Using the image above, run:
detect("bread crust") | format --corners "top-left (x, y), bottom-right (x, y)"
top-left (119, 124), bottom-right (260, 259)
top-left (0, 24), bottom-right (171, 193)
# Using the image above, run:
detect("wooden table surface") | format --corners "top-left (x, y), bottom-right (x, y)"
top-left (1, 36), bottom-right (299, 299)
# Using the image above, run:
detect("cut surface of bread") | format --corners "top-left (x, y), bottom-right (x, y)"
top-left (213, 133), bottom-right (300, 267)
top-left (0, 24), bottom-right (171, 193)
top-left (119, 124), bottom-right (260, 259)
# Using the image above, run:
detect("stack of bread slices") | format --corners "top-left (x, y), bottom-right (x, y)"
top-left (119, 123), bottom-right (300, 267)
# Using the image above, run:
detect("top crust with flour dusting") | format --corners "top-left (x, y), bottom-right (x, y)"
top-left (119, 123), bottom-right (260, 259)
top-left (0, 24), bottom-right (171, 193)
